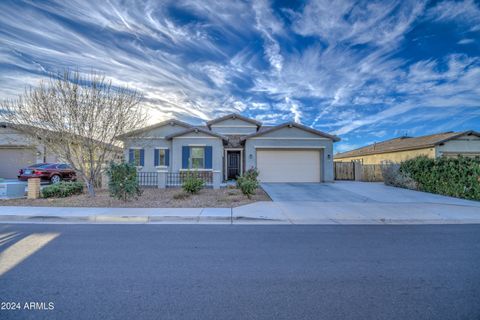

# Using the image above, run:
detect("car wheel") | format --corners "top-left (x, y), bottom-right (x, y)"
top-left (50, 175), bottom-right (61, 184)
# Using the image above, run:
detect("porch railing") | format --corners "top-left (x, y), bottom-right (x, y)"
top-left (166, 171), bottom-right (213, 187)
top-left (137, 171), bottom-right (214, 188)
top-left (137, 172), bottom-right (158, 187)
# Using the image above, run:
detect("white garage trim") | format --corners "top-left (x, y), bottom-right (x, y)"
top-left (250, 137), bottom-right (329, 140)
top-left (256, 149), bottom-right (322, 183)
top-left (253, 146), bottom-right (325, 149)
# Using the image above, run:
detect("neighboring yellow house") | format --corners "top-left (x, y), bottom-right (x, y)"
top-left (334, 131), bottom-right (480, 165)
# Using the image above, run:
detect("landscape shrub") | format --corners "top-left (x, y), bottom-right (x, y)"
top-left (106, 162), bottom-right (142, 202)
top-left (400, 156), bottom-right (480, 200)
top-left (381, 163), bottom-right (417, 190)
top-left (182, 172), bottom-right (204, 194)
top-left (42, 181), bottom-right (84, 198)
top-left (236, 168), bottom-right (260, 198)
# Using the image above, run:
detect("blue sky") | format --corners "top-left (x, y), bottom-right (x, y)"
top-left (0, 0), bottom-right (479, 153)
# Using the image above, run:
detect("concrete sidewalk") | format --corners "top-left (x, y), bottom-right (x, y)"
top-left (1, 200), bottom-right (480, 224)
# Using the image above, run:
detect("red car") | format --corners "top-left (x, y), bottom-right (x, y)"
top-left (18, 163), bottom-right (77, 184)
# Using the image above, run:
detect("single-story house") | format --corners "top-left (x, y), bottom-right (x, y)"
top-left (0, 122), bottom-right (123, 179)
top-left (0, 122), bottom-right (60, 178)
top-left (117, 114), bottom-right (340, 183)
top-left (334, 131), bottom-right (480, 164)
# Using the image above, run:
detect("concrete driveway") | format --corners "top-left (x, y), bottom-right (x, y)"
top-left (246, 181), bottom-right (480, 224)
top-left (262, 181), bottom-right (480, 207)
top-left (261, 183), bottom-right (373, 202)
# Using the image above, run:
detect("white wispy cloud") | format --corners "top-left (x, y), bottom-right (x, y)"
top-left (0, 0), bottom-right (478, 147)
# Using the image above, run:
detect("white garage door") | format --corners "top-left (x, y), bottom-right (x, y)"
top-left (0, 148), bottom-right (36, 179)
top-left (256, 149), bottom-right (321, 183)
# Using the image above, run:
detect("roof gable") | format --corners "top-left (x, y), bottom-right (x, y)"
top-left (206, 113), bottom-right (261, 128)
top-left (241, 122), bottom-right (340, 142)
top-left (165, 127), bottom-right (227, 141)
top-left (116, 119), bottom-right (191, 139)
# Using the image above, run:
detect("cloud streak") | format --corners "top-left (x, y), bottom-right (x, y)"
top-left (0, 0), bottom-right (479, 151)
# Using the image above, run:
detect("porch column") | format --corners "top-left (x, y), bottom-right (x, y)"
top-left (157, 169), bottom-right (167, 189)
top-left (212, 170), bottom-right (222, 189)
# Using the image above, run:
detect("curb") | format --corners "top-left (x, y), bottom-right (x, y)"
top-left (1, 215), bottom-right (480, 224)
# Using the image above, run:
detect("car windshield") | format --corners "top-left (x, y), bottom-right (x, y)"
top-left (28, 163), bottom-right (49, 168)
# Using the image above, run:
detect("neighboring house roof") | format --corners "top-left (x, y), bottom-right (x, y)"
top-left (240, 122), bottom-right (341, 142)
top-left (116, 119), bottom-right (192, 139)
top-left (165, 126), bottom-right (228, 141)
top-left (206, 113), bottom-right (262, 129)
top-left (1, 122), bottom-right (122, 152)
top-left (335, 130), bottom-right (480, 159)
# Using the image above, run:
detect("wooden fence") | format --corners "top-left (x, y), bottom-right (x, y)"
top-left (334, 162), bottom-right (384, 182)
top-left (334, 162), bottom-right (355, 180)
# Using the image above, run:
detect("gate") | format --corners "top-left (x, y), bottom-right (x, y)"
top-left (334, 162), bottom-right (355, 180)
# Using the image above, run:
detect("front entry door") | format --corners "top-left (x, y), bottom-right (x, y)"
top-left (227, 151), bottom-right (241, 179)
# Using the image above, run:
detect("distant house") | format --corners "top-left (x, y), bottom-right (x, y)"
top-left (0, 122), bottom-right (123, 179)
top-left (117, 113), bottom-right (340, 183)
top-left (334, 131), bottom-right (480, 164)
top-left (0, 122), bottom-right (60, 178)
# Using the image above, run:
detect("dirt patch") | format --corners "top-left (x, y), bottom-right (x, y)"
top-left (0, 187), bottom-right (271, 208)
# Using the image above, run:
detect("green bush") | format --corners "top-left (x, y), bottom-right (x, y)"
top-left (106, 162), bottom-right (142, 202)
top-left (236, 168), bottom-right (260, 198)
top-left (400, 156), bottom-right (480, 200)
top-left (237, 176), bottom-right (259, 198)
top-left (244, 167), bottom-right (259, 181)
top-left (182, 172), bottom-right (204, 194)
top-left (42, 181), bottom-right (84, 198)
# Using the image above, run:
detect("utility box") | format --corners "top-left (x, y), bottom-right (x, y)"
top-left (0, 181), bottom-right (27, 199)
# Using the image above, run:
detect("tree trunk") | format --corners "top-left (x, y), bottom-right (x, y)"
top-left (86, 180), bottom-right (96, 197)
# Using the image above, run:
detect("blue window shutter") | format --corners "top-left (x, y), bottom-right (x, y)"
top-left (128, 149), bottom-right (134, 164)
top-left (182, 146), bottom-right (189, 169)
top-left (165, 149), bottom-right (170, 166)
top-left (154, 149), bottom-right (159, 166)
top-left (140, 149), bottom-right (145, 166)
top-left (205, 146), bottom-right (212, 169)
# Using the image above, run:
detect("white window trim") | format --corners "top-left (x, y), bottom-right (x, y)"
top-left (189, 146), bottom-right (206, 169)
top-left (179, 168), bottom-right (213, 172)
top-left (154, 148), bottom-right (168, 167)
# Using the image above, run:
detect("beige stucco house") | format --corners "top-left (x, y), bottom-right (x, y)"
top-left (0, 122), bottom-right (123, 179)
top-left (0, 122), bottom-right (60, 178)
top-left (334, 131), bottom-right (480, 164)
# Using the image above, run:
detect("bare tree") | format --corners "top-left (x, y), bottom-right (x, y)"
top-left (2, 70), bottom-right (147, 196)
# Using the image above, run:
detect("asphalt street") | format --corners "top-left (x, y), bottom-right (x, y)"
top-left (0, 224), bottom-right (479, 320)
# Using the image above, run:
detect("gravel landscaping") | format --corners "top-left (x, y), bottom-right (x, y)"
top-left (0, 187), bottom-right (271, 208)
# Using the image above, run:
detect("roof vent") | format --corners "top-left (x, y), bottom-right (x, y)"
top-left (288, 124), bottom-right (293, 128)
top-left (232, 115), bottom-right (236, 119)
top-left (194, 128), bottom-right (199, 133)
top-left (170, 121), bottom-right (175, 126)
